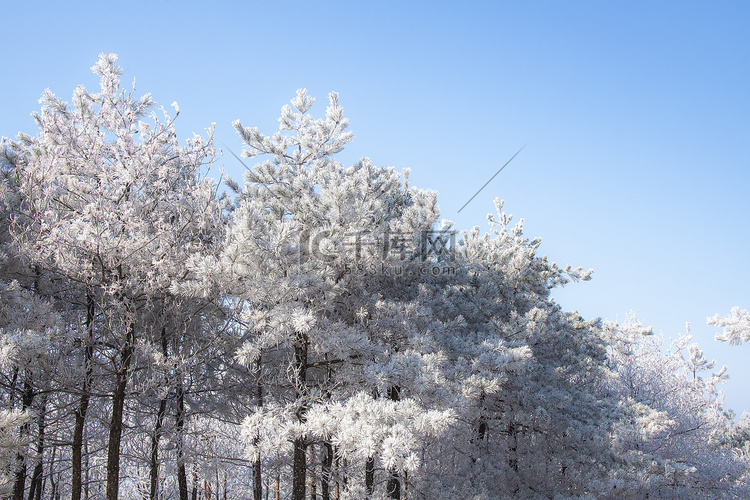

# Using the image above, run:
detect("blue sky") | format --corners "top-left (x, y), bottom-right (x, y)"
top-left (2, 1), bottom-right (749, 413)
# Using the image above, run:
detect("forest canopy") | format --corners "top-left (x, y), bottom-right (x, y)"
top-left (0, 54), bottom-right (748, 500)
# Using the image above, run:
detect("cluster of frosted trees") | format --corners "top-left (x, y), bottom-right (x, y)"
top-left (0, 54), bottom-right (748, 499)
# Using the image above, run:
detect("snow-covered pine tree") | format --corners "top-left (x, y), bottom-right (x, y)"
top-left (194, 89), bottom-right (454, 500)
top-left (0, 278), bottom-right (62, 499)
top-left (709, 307), bottom-right (750, 346)
top-left (185, 90), bottom-right (633, 499)
top-left (0, 141), bottom-right (69, 500)
top-left (3, 61), bottom-right (747, 498)
top-left (604, 314), bottom-right (748, 498)
top-left (8, 54), bottom-right (222, 500)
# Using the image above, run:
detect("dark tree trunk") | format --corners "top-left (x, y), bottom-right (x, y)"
top-left (105, 318), bottom-right (135, 500)
top-left (386, 470), bottom-right (401, 499)
top-left (334, 455), bottom-right (340, 500)
top-left (72, 291), bottom-right (95, 500)
top-left (309, 445), bottom-right (316, 500)
top-left (177, 376), bottom-right (189, 500)
top-left (292, 438), bottom-right (306, 500)
top-left (84, 440), bottom-right (90, 500)
top-left (470, 391), bottom-right (487, 465)
top-left (292, 332), bottom-right (308, 500)
top-left (476, 391), bottom-right (487, 440)
top-left (9, 366), bottom-right (19, 404)
top-left (252, 451), bottom-right (262, 500)
top-left (149, 391), bottom-right (168, 499)
top-left (386, 386), bottom-right (400, 500)
top-left (13, 370), bottom-right (34, 500)
top-left (321, 442), bottom-right (333, 500)
top-left (149, 329), bottom-right (170, 500)
top-left (508, 421), bottom-right (518, 473)
top-left (46, 446), bottom-right (56, 500)
top-left (365, 456), bottom-right (374, 496)
top-left (27, 392), bottom-right (47, 500)
top-left (253, 356), bottom-right (263, 500)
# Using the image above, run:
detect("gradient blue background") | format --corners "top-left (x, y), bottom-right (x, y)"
top-left (2, 1), bottom-right (748, 414)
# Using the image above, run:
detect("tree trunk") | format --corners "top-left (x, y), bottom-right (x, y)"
top-left (386, 470), bottom-right (401, 498)
top-left (470, 391), bottom-right (487, 465)
top-left (191, 465), bottom-right (198, 500)
top-left (321, 442), bottom-right (332, 500)
top-left (386, 468), bottom-right (401, 498)
top-left (149, 329), bottom-right (170, 500)
top-left (46, 445), bottom-right (56, 500)
top-left (27, 392), bottom-right (47, 500)
top-left (274, 466), bottom-right (280, 500)
top-left (253, 356), bottom-right (263, 500)
top-left (105, 318), bottom-right (135, 500)
top-left (13, 370), bottom-right (34, 500)
top-left (508, 421), bottom-right (518, 473)
top-left (252, 449), bottom-right (262, 500)
top-left (292, 438), bottom-right (306, 500)
top-left (292, 332), bottom-right (308, 500)
top-left (72, 292), bottom-right (95, 500)
top-left (9, 366), bottom-right (19, 405)
top-left (149, 393), bottom-right (168, 499)
top-left (476, 391), bottom-right (487, 440)
top-left (309, 445), bottom-right (316, 500)
top-left (84, 440), bottom-right (90, 500)
top-left (386, 386), bottom-right (400, 500)
top-left (365, 456), bottom-right (374, 497)
top-left (341, 457), bottom-right (348, 497)
top-left (333, 454), bottom-right (340, 500)
top-left (177, 375), bottom-right (189, 500)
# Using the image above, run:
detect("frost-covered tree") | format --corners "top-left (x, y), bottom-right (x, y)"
top-left (0, 144), bottom-right (66, 498)
top-left (177, 89), bottom-right (641, 500)
top-left (406, 201), bottom-right (622, 498)
top-left (709, 307), bottom-right (750, 346)
top-left (0, 408), bottom-right (29, 496)
top-left (603, 314), bottom-right (748, 498)
top-left (4, 60), bottom-right (749, 499)
top-left (185, 89), bottom-right (454, 500)
top-left (7, 54), bottom-right (222, 500)
top-left (0, 278), bottom-right (62, 500)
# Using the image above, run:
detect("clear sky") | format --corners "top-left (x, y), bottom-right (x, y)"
top-left (2, 1), bottom-right (748, 413)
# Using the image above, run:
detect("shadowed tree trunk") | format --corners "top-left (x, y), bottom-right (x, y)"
top-left (470, 391), bottom-right (488, 465)
top-left (365, 456), bottom-right (375, 497)
top-left (335, 456), bottom-right (340, 499)
top-left (105, 315), bottom-right (135, 500)
top-left (12, 369), bottom-right (34, 500)
top-left (191, 465), bottom-right (198, 500)
top-left (253, 356), bottom-right (263, 500)
top-left (508, 421), bottom-right (519, 473)
top-left (177, 375), bottom-right (189, 500)
top-left (149, 328), bottom-right (170, 500)
top-left (386, 386), bottom-right (401, 500)
top-left (72, 291), bottom-right (95, 500)
top-left (321, 442), bottom-right (333, 500)
top-left (292, 332), bottom-right (308, 500)
top-left (27, 391), bottom-right (47, 500)
top-left (309, 445), bottom-right (317, 500)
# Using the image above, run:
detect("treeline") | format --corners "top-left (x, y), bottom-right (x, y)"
top-left (0, 54), bottom-right (748, 500)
